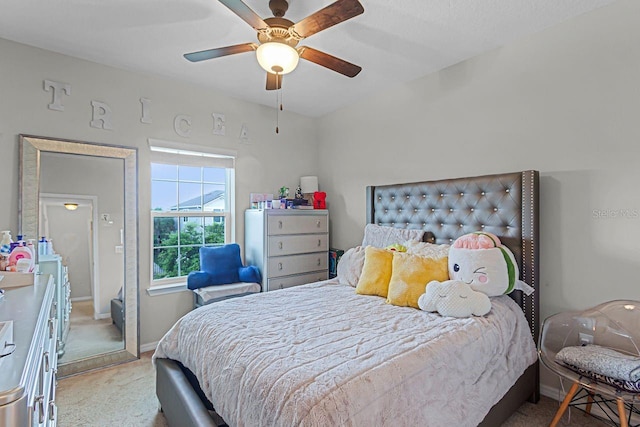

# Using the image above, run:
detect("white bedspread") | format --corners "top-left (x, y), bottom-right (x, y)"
top-left (154, 280), bottom-right (537, 427)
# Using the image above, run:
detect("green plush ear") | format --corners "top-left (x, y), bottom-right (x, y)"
top-left (498, 247), bottom-right (516, 294)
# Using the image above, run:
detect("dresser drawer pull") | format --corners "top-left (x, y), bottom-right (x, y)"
top-left (316, 220), bottom-right (321, 227)
top-left (278, 262), bottom-right (283, 270)
top-left (317, 239), bottom-right (321, 247)
top-left (43, 351), bottom-right (50, 372)
top-left (317, 258), bottom-right (321, 266)
top-left (48, 318), bottom-right (55, 339)
top-left (278, 220), bottom-right (283, 229)
top-left (278, 241), bottom-right (283, 250)
top-left (35, 395), bottom-right (45, 424)
top-left (49, 400), bottom-right (56, 421)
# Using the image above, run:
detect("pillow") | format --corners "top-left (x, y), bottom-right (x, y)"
top-left (355, 246), bottom-right (394, 297)
top-left (386, 252), bottom-right (449, 308)
top-left (361, 224), bottom-right (425, 248)
top-left (337, 246), bottom-right (366, 287)
top-left (404, 240), bottom-right (450, 259)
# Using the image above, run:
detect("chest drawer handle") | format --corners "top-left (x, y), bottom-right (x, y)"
top-left (317, 258), bottom-right (321, 266)
top-left (316, 220), bottom-right (321, 228)
top-left (36, 395), bottom-right (45, 424)
top-left (48, 318), bottom-right (55, 339)
top-left (278, 241), bottom-right (283, 250)
top-left (317, 239), bottom-right (321, 247)
top-left (278, 220), bottom-right (283, 229)
top-left (43, 351), bottom-right (50, 372)
top-left (278, 262), bottom-right (283, 270)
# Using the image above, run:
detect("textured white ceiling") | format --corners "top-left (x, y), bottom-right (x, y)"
top-left (0, 0), bottom-right (618, 117)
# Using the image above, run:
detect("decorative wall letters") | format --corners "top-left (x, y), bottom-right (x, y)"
top-left (140, 97), bottom-right (152, 124)
top-left (90, 100), bottom-right (114, 130)
top-left (174, 114), bottom-right (192, 138)
top-left (44, 79), bottom-right (71, 111)
top-left (42, 79), bottom-right (233, 139)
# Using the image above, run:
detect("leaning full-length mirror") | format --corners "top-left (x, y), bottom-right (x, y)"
top-left (19, 135), bottom-right (139, 376)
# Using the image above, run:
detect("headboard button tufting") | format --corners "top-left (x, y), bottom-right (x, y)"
top-left (506, 189), bottom-right (510, 193)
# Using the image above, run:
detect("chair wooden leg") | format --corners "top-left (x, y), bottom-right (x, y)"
top-left (617, 398), bottom-right (628, 427)
top-left (585, 391), bottom-right (594, 415)
top-left (550, 381), bottom-right (581, 427)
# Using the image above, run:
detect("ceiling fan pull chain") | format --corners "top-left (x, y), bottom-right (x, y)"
top-left (275, 73), bottom-right (280, 134)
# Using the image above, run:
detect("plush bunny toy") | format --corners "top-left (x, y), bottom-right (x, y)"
top-left (418, 232), bottom-right (534, 318)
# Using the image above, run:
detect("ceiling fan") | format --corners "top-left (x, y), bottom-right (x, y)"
top-left (184, 0), bottom-right (364, 90)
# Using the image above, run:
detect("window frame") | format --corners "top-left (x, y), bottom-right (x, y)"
top-left (148, 139), bottom-right (236, 292)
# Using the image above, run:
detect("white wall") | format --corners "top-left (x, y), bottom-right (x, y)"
top-left (318, 0), bottom-right (640, 392)
top-left (0, 37), bottom-right (319, 345)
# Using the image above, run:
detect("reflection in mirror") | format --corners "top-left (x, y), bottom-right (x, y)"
top-left (19, 135), bottom-right (138, 377)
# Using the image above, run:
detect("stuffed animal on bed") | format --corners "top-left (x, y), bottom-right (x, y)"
top-left (418, 232), bottom-right (534, 317)
top-left (448, 232), bottom-right (534, 296)
top-left (418, 280), bottom-right (491, 317)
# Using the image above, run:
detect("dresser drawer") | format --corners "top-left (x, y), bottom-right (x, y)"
top-left (268, 234), bottom-right (328, 256)
top-left (267, 271), bottom-right (329, 291)
top-left (267, 252), bottom-right (329, 278)
top-left (267, 214), bottom-right (328, 235)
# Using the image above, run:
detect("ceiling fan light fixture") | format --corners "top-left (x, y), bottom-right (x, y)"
top-left (256, 42), bottom-right (299, 74)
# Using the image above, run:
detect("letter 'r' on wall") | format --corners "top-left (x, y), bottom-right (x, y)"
top-left (90, 100), bottom-right (114, 130)
top-left (44, 79), bottom-right (71, 111)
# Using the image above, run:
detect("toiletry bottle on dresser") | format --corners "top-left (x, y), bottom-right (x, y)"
top-left (38, 237), bottom-right (46, 256)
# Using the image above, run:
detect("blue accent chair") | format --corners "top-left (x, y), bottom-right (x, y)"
top-left (187, 244), bottom-right (261, 308)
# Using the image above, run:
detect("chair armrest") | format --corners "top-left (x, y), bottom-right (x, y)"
top-left (187, 271), bottom-right (213, 290)
top-left (238, 265), bottom-right (261, 283)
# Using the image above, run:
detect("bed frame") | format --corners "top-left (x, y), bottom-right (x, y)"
top-left (156, 170), bottom-right (540, 427)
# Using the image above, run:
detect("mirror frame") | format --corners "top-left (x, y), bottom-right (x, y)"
top-left (19, 135), bottom-right (139, 375)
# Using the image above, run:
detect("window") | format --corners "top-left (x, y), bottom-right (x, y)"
top-left (149, 139), bottom-right (235, 287)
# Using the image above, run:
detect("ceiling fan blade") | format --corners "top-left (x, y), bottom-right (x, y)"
top-left (184, 43), bottom-right (257, 62)
top-left (298, 46), bottom-right (362, 77)
top-left (290, 0), bottom-right (364, 39)
top-left (218, 0), bottom-right (269, 31)
top-left (266, 73), bottom-right (283, 90)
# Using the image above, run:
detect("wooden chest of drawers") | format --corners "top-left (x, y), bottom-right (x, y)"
top-left (245, 209), bottom-right (329, 291)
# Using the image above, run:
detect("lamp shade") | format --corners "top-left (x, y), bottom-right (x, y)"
top-left (256, 42), bottom-right (299, 74)
top-left (300, 176), bottom-right (319, 193)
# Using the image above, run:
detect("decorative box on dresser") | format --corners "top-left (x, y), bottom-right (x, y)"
top-left (38, 255), bottom-right (70, 357)
top-left (245, 209), bottom-right (329, 291)
top-left (0, 275), bottom-right (58, 426)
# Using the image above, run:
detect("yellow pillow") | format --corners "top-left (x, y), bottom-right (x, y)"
top-left (355, 246), bottom-right (394, 297)
top-left (386, 252), bottom-right (449, 308)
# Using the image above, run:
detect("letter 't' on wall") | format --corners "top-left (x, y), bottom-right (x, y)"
top-left (44, 79), bottom-right (71, 111)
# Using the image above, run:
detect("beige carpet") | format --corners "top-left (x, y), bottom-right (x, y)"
top-left (61, 299), bottom-right (123, 363)
top-left (57, 352), bottom-right (611, 427)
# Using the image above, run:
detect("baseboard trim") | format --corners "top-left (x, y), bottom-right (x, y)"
top-left (141, 341), bottom-right (159, 353)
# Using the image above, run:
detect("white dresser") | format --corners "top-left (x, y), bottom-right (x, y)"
top-left (0, 275), bottom-right (58, 426)
top-left (39, 255), bottom-right (70, 357)
top-left (245, 209), bottom-right (329, 291)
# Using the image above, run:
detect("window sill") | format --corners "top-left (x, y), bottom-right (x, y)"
top-left (146, 281), bottom-right (189, 296)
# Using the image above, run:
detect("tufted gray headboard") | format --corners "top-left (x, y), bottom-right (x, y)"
top-left (366, 170), bottom-right (539, 343)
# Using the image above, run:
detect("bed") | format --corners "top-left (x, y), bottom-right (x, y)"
top-left (153, 170), bottom-right (540, 427)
